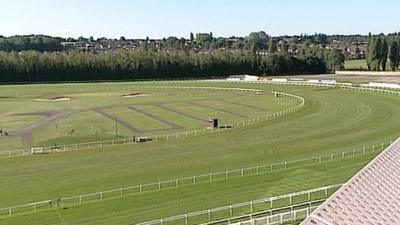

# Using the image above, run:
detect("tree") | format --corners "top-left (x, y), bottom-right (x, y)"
top-left (247, 31), bottom-right (268, 50)
top-left (367, 36), bottom-right (382, 71)
top-left (190, 32), bottom-right (194, 42)
top-left (381, 38), bottom-right (388, 71)
top-left (366, 33), bottom-right (373, 71)
top-left (0, 49), bottom-right (336, 82)
top-left (196, 33), bottom-right (213, 44)
top-left (389, 37), bottom-right (399, 71)
top-left (325, 50), bottom-right (345, 71)
top-left (268, 39), bottom-right (277, 54)
top-left (280, 41), bottom-right (289, 53)
top-left (313, 33), bottom-right (328, 44)
top-left (144, 36), bottom-right (149, 50)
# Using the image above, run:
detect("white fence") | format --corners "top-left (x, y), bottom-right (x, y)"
top-left (10, 79), bottom-right (400, 159)
top-left (216, 205), bottom-right (319, 225)
top-left (135, 184), bottom-right (340, 225)
top-left (56, 140), bottom-right (387, 207)
top-left (0, 200), bottom-right (53, 217)
top-left (335, 71), bottom-right (400, 76)
top-left (0, 90), bottom-right (305, 159)
top-left (223, 79), bottom-right (400, 96)
top-left (0, 140), bottom-right (389, 218)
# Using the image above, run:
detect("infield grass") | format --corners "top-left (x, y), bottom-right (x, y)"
top-left (0, 81), bottom-right (399, 225)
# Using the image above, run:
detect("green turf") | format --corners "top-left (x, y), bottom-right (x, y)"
top-left (0, 81), bottom-right (399, 225)
top-left (32, 111), bottom-right (133, 146)
top-left (0, 83), bottom-right (293, 150)
top-left (344, 59), bottom-right (391, 71)
top-left (0, 154), bottom-right (375, 225)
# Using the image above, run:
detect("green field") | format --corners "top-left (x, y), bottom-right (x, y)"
top-left (344, 59), bottom-right (391, 71)
top-left (0, 81), bottom-right (399, 225)
top-left (0, 83), bottom-right (296, 149)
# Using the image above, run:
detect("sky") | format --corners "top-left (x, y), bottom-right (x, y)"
top-left (0, 0), bottom-right (399, 39)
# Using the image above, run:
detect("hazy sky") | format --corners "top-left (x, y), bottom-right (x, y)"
top-left (1, 0), bottom-right (399, 39)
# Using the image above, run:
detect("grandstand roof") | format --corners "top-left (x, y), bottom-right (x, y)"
top-left (301, 138), bottom-right (400, 225)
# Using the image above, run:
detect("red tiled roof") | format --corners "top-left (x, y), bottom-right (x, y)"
top-left (301, 138), bottom-right (400, 225)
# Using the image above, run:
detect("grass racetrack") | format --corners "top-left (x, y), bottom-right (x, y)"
top-left (0, 80), bottom-right (400, 225)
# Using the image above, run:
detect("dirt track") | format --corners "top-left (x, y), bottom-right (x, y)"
top-left (10, 111), bottom-right (71, 148)
top-left (156, 104), bottom-right (207, 122)
top-left (92, 108), bottom-right (142, 132)
top-left (128, 106), bottom-right (184, 129)
top-left (218, 100), bottom-right (267, 112)
top-left (4, 92), bottom-right (258, 148)
top-left (188, 102), bottom-right (247, 118)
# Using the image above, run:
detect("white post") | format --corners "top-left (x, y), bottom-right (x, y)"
top-left (120, 188), bottom-right (123, 197)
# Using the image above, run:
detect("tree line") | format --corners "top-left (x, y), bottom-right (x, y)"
top-left (0, 35), bottom-right (63, 52)
top-left (366, 33), bottom-right (400, 71)
top-left (0, 48), bottom-right (343, 83)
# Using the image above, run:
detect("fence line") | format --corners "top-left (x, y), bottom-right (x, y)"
top-left (0, 90), bottom-right (304, 159)
top-left (8, 81), bottom-right (397, 159)
top-left (135, 184), bottom-right (340, 225)
top-left (205, 204), bottom-right (319, 225)
top-left (0, 140), bottom-right (390, 219)
top-left (208, 79), bottom-right (400, 96)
